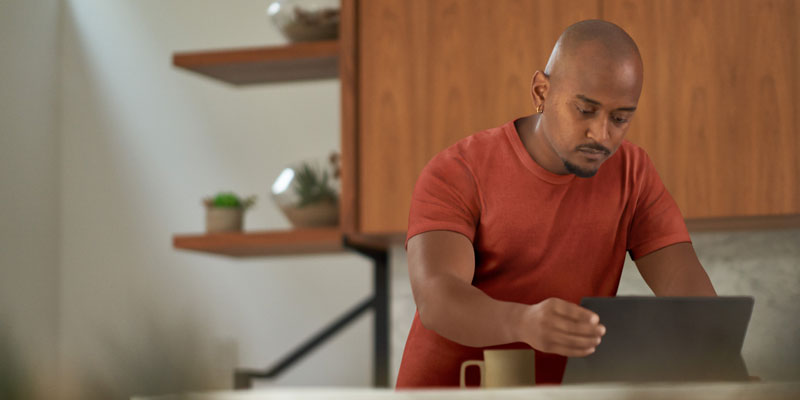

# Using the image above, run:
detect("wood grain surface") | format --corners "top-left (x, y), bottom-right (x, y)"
top-left (172, 228), bottom-right (399, 257)
top-left (358, 0), bottom-right (602, 233)
top-left (339, 0), bottom-right (359, 233)
top-left (604, 0), bottom-right (800, 219)
top-left (358, 0), bottom-right (800, 233)
top-left (172, 41), bottom-right (339, 85)
top-left (172, 228), bottom-right (345, 257)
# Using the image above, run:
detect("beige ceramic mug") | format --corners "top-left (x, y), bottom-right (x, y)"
top-left (459, 349), bottom-right (536, 388)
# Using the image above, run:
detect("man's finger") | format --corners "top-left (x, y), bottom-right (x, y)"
top-left (549, 332), bottom-right (601, 350)
top-left (548, 343), bottom-right (597, 358)
top-left (551, 317), bottom-right (606, 338)
top-left (551, 299), bottom-right (600, 323)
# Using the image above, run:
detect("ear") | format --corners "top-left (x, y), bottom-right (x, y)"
top-left (530, 70), bottom-right (550, 111)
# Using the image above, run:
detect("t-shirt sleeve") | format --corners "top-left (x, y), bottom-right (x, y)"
top-left (406, 149), bottom-right (481, 247)
top-left (627, 152), bottom-right (691, 260)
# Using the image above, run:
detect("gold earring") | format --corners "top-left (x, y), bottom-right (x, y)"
top-left (537, 104), bottom-right (544, 114)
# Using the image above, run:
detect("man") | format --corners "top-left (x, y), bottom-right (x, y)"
top-left (396, 20), bottom-right (716, 388)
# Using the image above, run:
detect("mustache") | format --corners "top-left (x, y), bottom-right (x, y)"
top-left (576, 143), bottom-right (611, 155)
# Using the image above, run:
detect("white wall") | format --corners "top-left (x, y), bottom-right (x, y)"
top-left (58, 1), bottom-right (371, 399)
top-left (0, 0), bottom-right (61, 398)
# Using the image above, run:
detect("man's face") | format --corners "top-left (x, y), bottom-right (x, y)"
top-left (541, 47), bottom-right (642, 178)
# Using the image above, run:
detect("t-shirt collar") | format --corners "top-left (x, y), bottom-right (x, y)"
top-left (505, 119), bottom-right (576, 185)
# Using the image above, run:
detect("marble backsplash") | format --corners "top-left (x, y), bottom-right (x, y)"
top-left (389, 229), bottom-right (800, 385)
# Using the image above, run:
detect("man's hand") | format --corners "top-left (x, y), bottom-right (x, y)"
top-left (519, 298), bottom-right (605, 357)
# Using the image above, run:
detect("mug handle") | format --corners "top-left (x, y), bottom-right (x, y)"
top-left (459, 360), bottom-right (485, 388)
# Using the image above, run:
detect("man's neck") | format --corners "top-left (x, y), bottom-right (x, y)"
top-left (516, 114), bottom-right (569, 175)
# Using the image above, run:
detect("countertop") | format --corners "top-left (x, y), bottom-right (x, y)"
top-left (133, 381), bottom-right (800, 400)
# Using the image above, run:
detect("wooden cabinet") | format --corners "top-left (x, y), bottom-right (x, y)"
top-left (357, 0), bottom-right (800, 233)
top-left (605, 0), bottom-right (800, 219)
top-left (358, 0), bottom-right (602, 233)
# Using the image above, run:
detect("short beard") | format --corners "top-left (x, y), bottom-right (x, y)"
top-left (563, 159), bottom-right (599, 178)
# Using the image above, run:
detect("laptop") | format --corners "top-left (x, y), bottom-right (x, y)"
top-left (562, 296), bottom-right (754, 384)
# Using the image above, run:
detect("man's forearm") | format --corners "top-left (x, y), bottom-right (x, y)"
top-left (659, 261), bottom-right (716, 296)
top-left (416, 275), bottom-right (528, 347)
top-left (636, 242), bottom-right (717, 296)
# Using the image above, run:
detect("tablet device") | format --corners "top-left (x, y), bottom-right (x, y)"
top-left (562, 296), bottom-right (754, 384)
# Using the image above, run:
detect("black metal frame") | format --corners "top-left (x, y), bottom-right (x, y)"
top-left (234, 240), bottom-right (390, 389)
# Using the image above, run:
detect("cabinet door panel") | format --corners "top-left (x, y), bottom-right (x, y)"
top-left (603, 0), bottom-right (800, 218)
top-left (358, 0), bottom-right (800, 234)
top-left (359, 0), bottom-right (602, 233)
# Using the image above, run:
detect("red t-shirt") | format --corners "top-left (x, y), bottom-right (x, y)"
top-left (397, 119), bottom-right (690, 388)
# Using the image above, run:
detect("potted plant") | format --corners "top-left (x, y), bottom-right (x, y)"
top-left (267, 0), bottom-right (340, 43)
top-left (271, 153), bottom-right (340, 228)
top-left (203, 192), bottom-right (256, 233)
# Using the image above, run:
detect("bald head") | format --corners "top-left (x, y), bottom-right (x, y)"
top-left (526, 20), bottom-right (645, 178)
top-left (545, 20), bottom-right (643, 90)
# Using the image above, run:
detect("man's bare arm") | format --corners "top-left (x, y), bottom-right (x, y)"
top-left (408, 230), bottom-right (605, 357)
top-left (634, 242), bottom-right (716, 296)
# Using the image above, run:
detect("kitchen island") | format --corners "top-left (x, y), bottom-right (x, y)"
top-left (134, 381), bottom-right (800, 400)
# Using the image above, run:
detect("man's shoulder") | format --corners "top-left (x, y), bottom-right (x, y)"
top-left (435, 121), bottom-right (514, 164)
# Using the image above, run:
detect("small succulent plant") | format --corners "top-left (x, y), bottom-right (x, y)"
top-left (203, 192), bottom-right (256, 209)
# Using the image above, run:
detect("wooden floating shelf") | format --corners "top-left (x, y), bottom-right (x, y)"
top-left (173, 228), bottom-right (346, 257)
top-left (173, 228), bottom-right (405, 258)
top-left (172, 40), bottom-right (339, 85)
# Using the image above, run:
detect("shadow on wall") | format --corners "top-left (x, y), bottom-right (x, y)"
top-left (68, 315), bottom-right (237, 400)
top-left (0, 327), bottom-right (33, 400)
